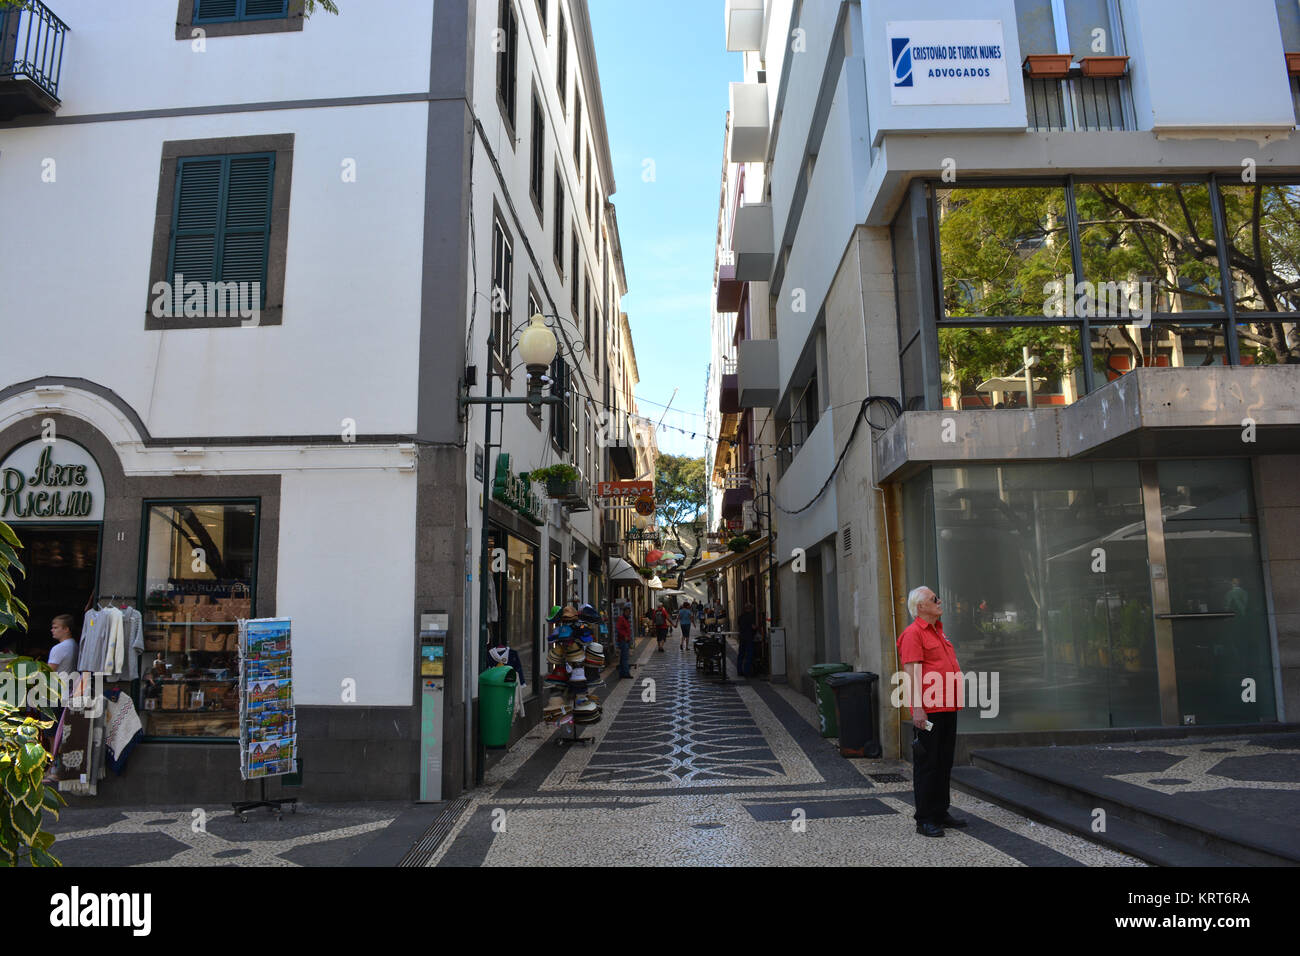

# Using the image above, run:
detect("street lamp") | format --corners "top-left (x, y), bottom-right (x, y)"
top-left (460, 313), bottom-right (561, 785)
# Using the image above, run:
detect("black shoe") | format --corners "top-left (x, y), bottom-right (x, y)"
top-left (939, 813), bottom-right (967, 828)
top-left (915, 822), bottom-right (945, 838)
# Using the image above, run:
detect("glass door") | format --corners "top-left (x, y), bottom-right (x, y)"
top-left (1154, 461), bottom-right (1276, 726)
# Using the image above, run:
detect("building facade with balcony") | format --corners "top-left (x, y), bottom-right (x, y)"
top-left (0, 0), bottom-right (637, 803)
top-left (722, 0), bottom-right (1300, 755)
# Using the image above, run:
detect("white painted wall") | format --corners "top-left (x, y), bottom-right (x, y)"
top-left (774, 405), bottom-right (837, 554)
top-left (48, 0), bottom-right (434, 117)
top-left (1121, 0), bottom-right (1294, 132)
top-left (276, 467), bottom-right (417, 706)
top-left (0, 103), bottom-right (428, 437)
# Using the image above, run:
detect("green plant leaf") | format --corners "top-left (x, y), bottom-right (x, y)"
top-left (16, 741), bottom-right (44, 774)
top-left (32, 829), bottom-right (54, 851)
top-left (40, 786), bottom-right (62, 821)
top-left (30, 845), bottom-right (60, 867)
top-left (0, 540), bottom-right (24, 576)
top-left (0, 521), bottom-right (19, 548)
top-left (10, 802), bottom-right (39, 845)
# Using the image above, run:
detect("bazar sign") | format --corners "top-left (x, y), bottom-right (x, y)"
top-left (596, 481), bottom-right (653, 498)
top-left (1, 440), bottom-right (105, 521)
top-left (492, 453), bottom-right (545, 525)
top-left (887, 20), bottom-right (1010, 105)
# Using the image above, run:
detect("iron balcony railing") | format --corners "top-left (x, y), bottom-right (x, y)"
top-left (0, 0), bottom-right (69, 103)
top-left (1025, 73), bottom-right (1132, 132)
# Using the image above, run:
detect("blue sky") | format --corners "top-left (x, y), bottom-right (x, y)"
top-left (588, 0), bottom-right (740, 460)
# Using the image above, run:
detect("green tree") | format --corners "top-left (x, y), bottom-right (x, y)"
top-left (653, 454), bottom-right (706, 558)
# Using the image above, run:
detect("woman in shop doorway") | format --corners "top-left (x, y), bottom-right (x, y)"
top-left (47, 614), bottom-right (79, 674)
top-left (653, 603), bottom-right (671, 653)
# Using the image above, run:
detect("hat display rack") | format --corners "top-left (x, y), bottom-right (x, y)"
top-left (542, 602), bottom-right (605, 746)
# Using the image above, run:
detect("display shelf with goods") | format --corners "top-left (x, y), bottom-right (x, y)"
top-left (541, 603), bottom-right (605, 746)
top-left (234, 617), bottom-right (297, 821)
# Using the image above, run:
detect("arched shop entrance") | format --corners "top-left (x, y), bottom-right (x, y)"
top-left (1, 437), bottom-right (105, 661)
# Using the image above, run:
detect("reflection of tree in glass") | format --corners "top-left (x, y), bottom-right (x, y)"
top-left (157, 507), bottom-right (228, 580)
top-left (1218, 183), bottom-right (1300, 364)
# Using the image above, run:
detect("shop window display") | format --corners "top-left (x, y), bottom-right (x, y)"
top-left (138, 501), bottom-right (257, 738)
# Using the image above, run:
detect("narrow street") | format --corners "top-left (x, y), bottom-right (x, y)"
top-left (423, 636), bottom-right (1141, 867)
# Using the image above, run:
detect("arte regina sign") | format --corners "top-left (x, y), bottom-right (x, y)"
top-left (492, 453), bottom-right (545, 526)
top-left (888, 20), bottom-right (1010, 105)
top-left (1, 439), bottom-right (105, 521)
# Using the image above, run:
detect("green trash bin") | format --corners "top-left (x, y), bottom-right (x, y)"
top-left (479, 665), bottom-right (518, 748)
top-left (808, 662), bottom-right (851, 737)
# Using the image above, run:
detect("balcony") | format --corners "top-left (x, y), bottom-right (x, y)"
top-left (733, 202), bottom-right (773, 281)
top-left (728, 82), bottom-right (769, 162)
top-left (738, 338), bottom-right (778, 408)
top-left (719, 358), bottom-right (740, 414)
top-left (0, 1), bottom-right (69, 121)
top-left (1023, 69), bottom-right (1134, 132)
top-left (725, 0), bottom-right (762, 52)
top-left (716, 250), bottom-right (742, 312)
top-left (721, 471), bottom-right (754, 519)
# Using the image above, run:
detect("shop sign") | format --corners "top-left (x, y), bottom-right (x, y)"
top-left (0, 440), bottom-right (104, 522)
top-left (634, 494), bottom-right (655, 517)
top-left (597, 480), bottom-right (653, 498)
top-left (491, 453), bottom-right (544, 526)
top-left (887, 20), bottom-right (1010, 105)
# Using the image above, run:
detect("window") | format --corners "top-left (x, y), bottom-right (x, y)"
top-left (571, 231), bottom-right (579, 313)
top-left (583, 268), bottom-right (590, 350)
top-left (573, 96), bottom-right (582, 166)
top-left (496, 0), bottom-right (519, 133)
top-left (529, 89), bottom-right (545, 218)
top-left (550, 356), bottom-right (571, 450)
top-left (179, 0), bottom-right (300, 38)
top-left (556, 11), bottom-right (568, 112)
top-left (553, 170), bottom-right (565, 273)
top-left (535, 0), bottom-right (547, 31)
top-left (491, 218), bottom-right (514, 369)
top-left (139, 501), bottom-right (259, 740)
top-left (147, 133), bottom-right (292, 330)
top-left (584, 146), bottom-right (592, 220)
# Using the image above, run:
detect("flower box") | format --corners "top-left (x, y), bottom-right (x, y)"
top-left (1287, 52), bottom-right (1300, 77)
top-left (1080, 55), bottom-right (1128, 78)
top-left (1023, 54), bottom-right (1073, 78)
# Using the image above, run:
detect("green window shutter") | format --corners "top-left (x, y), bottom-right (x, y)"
top-left (169, 158), bottom-right (222, 285)
top-left (243, 0), bottom-right (289, 19)
top-left (195, 0), bottom-right (239, 22)
top-left (219, 154), bottom-right (274, 305)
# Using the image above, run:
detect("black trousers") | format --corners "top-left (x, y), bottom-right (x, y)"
top-left (912, 710), bottom-right (957, 823)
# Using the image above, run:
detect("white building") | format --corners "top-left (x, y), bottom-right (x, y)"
top-left (0, 0), bottom-right (641, 802)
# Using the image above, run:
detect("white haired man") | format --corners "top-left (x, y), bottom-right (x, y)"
top-left (898, 585), bottom-right (967, 838)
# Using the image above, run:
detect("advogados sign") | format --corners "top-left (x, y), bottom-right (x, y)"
top-left (0, 439), bottom-right (105, 521)
top-left (888, 20), bottom-right (1011, 106)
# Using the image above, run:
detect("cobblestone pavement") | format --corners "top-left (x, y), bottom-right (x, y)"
top-left (428, 637), bottom-right (1146, 867)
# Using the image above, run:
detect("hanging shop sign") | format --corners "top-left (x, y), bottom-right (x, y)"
top-left (634, 493), bottom-right (655, 517)
top-left (0, 439), bottom-right (105, 522)
top-left (887, 20), bottom-right (1010, 106)
top-left (492, 453), bottom-right (545, 526)
top-left (597, 480), bottom-right (653, 498)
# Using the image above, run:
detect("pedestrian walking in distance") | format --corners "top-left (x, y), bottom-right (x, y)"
top-left (678, 601), bottom-right (693, 650)
top-left (616, 605), bottom-right (633, 678)
top-left (654, 603), bottom-right (671, 652)
top-left (736, 602), bottom-right (758, 677)
top-left (898, 585), bottom-right (967, 838)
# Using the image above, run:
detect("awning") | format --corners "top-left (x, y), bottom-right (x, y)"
top-left (681, 533), bottom-right (769, 580)
top-left (607, 557), bottom-right (644, 583)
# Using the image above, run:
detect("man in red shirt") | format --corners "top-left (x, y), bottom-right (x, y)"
top-left (897, 585), bottom-right (968, 838)
top-left (615, 606), bottom-right (633, 679)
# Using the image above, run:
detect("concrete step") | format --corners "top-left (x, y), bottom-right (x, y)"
top-left (951, 766), bottom-right (1243, 867)
top-left (962, 745), bottom-right (1300, 866)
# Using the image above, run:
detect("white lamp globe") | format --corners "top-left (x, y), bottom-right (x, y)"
top-left (518, 313), bottom-right (558, 368)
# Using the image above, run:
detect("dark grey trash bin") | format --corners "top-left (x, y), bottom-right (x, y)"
top-left (825, 671), bottom-right (882, 758)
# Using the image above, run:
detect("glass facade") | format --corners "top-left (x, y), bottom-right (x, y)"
top-left (139, 501), bottom-right (257, 739)
top-left (902, 461), bottom-right (1278, 732)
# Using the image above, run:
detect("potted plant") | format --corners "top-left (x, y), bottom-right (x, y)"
top-left (727, 535), bottom-right (751, 553)
top-left (1023, 54), bottom-right (1073, 78)
top-left (1080, 55), bottom-right (1128, 78)
top-left (525, 464), bottom-right (583, 500)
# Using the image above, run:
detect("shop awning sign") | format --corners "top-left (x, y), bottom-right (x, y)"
top-left (1, 439), bottom-right (104, 522)
top-left (597, 480), bottom-right (653, 498)
top-left (491, 453), bottom-right (545, 526)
